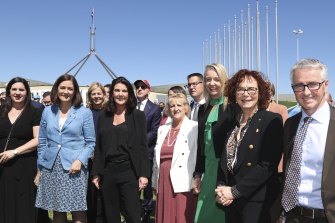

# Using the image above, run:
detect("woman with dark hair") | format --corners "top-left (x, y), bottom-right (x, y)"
top-left (92, 76), bottom-right (150, 223)
top-left (215, 69), bottom-right (283, 223)
top-left (0, 77), bottom-right (42, 223)
top-left (35, 74), bottom-right (96, 223)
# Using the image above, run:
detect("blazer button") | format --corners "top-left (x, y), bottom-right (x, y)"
top-left (185, 140), bottom-right (187, 143)
top-left (246, 163), bottom-right (252, 167)
top-left (256, 128), bottom-right (259, 133)
top-left (249, 144), bottom-right (254, 149)
top-left (179, 165), bottom-right (182, 168)
top-left (58, 145), bottom-right (61, 148)
top-left (182, 153), bottom-right (184, 155)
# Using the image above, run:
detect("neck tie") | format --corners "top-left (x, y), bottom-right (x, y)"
top-left (281, 116), bottom-right (313, 212)
top-left (192, 103), bottom-right (199, 121)
top-left (137, 101), bottom-right (141, 110)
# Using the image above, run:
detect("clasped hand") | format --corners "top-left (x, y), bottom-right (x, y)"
top-left (215, 186), bottom-right (234, 206)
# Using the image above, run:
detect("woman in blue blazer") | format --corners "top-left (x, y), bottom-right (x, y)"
top-left (35, 74), bottom-right (95, 223)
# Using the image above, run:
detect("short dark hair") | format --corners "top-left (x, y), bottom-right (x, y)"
top-left (224, 69), bottom-right (270, 109)
top-left (106, 77), bottom-right (137, 113)
top-left (42, 91), bottom-right (51, 98)
top-left (168, 86), bottom-right (187, 96)
top-left (187, 73), bottom-right (203, 81)
top-left (1, 77), bottom-right (32, 116)
top-left (50, 74), bottom-right (82, 107)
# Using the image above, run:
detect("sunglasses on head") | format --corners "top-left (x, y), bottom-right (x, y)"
top-left (136, 85), bottom-right (147, 90)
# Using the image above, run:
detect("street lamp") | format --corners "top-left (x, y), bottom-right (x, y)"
top-left (293, 29), bottom-right (303, 61)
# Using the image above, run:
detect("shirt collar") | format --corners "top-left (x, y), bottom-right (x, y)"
top-left (301, 101), bottom-right (330, 124)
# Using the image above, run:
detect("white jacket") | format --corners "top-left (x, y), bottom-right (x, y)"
top-left (152, 117), bottom-right (198, 193)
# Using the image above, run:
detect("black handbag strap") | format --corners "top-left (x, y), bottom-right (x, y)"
top-left (2, 110), bottom-right (24, 152)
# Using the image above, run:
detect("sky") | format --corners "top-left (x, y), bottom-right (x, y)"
top-left (0, 0), bottom-right (334, 94)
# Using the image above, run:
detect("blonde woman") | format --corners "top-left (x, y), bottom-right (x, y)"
top-left (193, 63), bottom-right (235, 223)
top-left (86, 82), bottom-right (107, 222)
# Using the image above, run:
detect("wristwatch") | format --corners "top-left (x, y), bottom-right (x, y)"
top-left (12, 150), bottom-right (18, 156)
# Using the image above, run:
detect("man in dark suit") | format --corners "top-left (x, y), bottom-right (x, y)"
top-left (134, 79), bottom-right (161, 223)
top-left (281, 59), bottom-right (335, 223)
top-left (187, 73), bottom-right (205, 121)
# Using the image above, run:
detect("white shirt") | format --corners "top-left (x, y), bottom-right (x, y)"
top-left (190, 98), bottom-right (205, 120)
top-left (298, 101), bottom-right (330, 208)
top-left (137, 98), bottom-right (148, 111)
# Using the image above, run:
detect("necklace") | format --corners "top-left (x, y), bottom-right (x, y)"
top-left (167, 128), bottom-right (179, 146)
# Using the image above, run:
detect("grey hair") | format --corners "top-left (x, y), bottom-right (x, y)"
top-left (290, 58), bottom-right (328, 83)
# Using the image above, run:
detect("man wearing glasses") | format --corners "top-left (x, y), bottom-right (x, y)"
top-left (280, 59), bottom-right (335, 223)
top-left (134, 79), bottom-right (161, 223)
top-left (187, 73), bottom-right (205, 121)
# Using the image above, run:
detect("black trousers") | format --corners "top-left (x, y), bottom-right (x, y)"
top-left (226, 198), bottom-right (273, 223)
top-left (101, 161), bottom-right (141, 223)
top-left (286, 212), bottom-right (329, 223)
top-left (87, 160), bottom-right (105, 223)
top-left (141, 159), bottom-right (153, 211)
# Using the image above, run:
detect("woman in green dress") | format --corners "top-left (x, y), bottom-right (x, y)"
top-left (193, 63), bottom-right (235, 222)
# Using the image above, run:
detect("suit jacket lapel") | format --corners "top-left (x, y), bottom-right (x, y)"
top-left (284, 113), bottom-right (301, 173)
top-left (234, 110), bottom-right (263, 171)
top-left (171, 118), bottom-right (188, 167)
top-left (62, 107), bottom-right (77, 130)
top-left (143, 100), bottom-right (151, 116)
top-left (322, 107), bottom-right (335, 183)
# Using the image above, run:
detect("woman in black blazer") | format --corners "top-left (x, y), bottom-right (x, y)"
top-left (215, 69), bottom-right (283, 223)
top-left (92, 77), bottom-right (150, 223)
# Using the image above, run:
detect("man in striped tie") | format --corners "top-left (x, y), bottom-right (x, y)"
top-left (280, 59), bottom-right (335, 223)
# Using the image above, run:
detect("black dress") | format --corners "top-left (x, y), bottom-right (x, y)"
top-left (0, 105), bottom-right (42, 223)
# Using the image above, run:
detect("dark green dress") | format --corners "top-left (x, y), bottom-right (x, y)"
top-left (194, 97), bottom-right (225, 223)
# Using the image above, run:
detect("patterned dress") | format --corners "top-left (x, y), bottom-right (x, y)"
top-left (35, 117), bottom-right (88, 212)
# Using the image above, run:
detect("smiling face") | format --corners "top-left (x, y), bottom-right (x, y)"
top-left (169, 98), bottom-right (187, 123)
top-left (57, 80), bottom-right (74, 104)
top-left (205, 69), bottom-right (222, 99)
top-left (112, 83), bottom-right (129, 107)
top-left (292, 68), bottom-right (328, 116)
top-left (236, 76), bottom-right (259, 114)
top-left (90, 87), bottom-right (105, 108)
top-left (10, 82), bottom-right (27, 105)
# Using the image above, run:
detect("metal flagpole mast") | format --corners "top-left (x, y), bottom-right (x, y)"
top-left (238, 25), bottom-right (241, 69)
top-left (275, 0), bottom-right (279, 103)
top-left (234, 15), bottom-right (237, 73)
top-left (215, 32), bottom-right (217, 63)
top-left (293, 29), bottom-right (303, 61)
top-left (251, 16), bottom-right (254, 70)
top-left (241, 10), bottom-right (244, 69)
top-left (248, 3), bottom-right (251, 69)
top-left (256, 0), bottom-right (261, 71)
top-left (228, 20), bottom-right (231, 76)
top-left (202, 41), bottom-right (205, 69)
top-left (209, 35), bottom-right (212, 63)
top-left (223, 24), bottom-right (226, 67)
top-left (266, 5), bottom-right (270, 79)
top-left (66, 7), bottom-right (117, 79)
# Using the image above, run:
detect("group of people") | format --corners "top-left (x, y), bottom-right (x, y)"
top-left (0, 58), bottom-right (334, 223)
